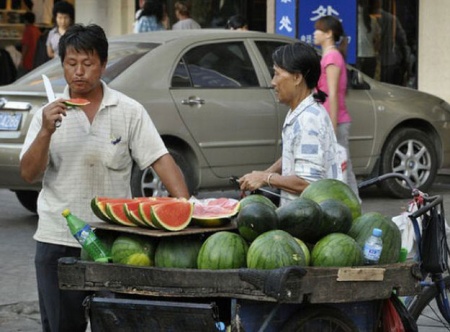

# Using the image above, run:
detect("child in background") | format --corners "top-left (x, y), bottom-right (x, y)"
top-left (19, 11), bottom-right (41, 76)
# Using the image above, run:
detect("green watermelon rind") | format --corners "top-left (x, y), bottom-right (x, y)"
top-left (197, 231), bottom-right (248, 270)
top-left (275, 197), bottom-right (323, 243)
top-left (64, 98), bottom-right (90, 106)
top-left (236, 202), bottom-right (278, 242)
top-left (155, 237), bottom-right (203, 268)
top-left (111, 234), bottom-right (156, 266)
top-left (301, 179), bottom-right (361, 220)
top-left (191, 198), bottom-right (240, 228)
top-left (247, 230), bottom-right (307, 269)
top-left (311, 233), bottom-right (364, 267)
top-left (348, 211), bottom-right (402, 264)
top-left (105, 202), bottom-right (137, 227)
top-left (91, 197), bottom-right (136, 224)
top-left (150, 201), bottom-right (194, 231)
top-left (318, 198), bottom-right (353, 237)
top-left (239, 194), bottom-right (277, 211)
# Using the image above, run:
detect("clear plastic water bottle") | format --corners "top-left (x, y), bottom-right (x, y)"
top-left (62, 209), bottom-right (111, 263)
top-left (363, 228), bottom-right (383, 265)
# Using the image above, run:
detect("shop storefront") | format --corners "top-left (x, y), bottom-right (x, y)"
top-left (273, 0), bottom-right (418, 89)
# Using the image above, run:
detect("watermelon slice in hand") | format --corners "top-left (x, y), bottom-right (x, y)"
top-left (64, 98), bottom-right (90, 106)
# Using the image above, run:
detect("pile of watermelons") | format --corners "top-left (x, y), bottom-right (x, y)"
top-left (82, 178), bottom-right (402, 269)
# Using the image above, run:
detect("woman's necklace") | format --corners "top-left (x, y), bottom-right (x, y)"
top-left (323, 45), bottom-right (336, 53)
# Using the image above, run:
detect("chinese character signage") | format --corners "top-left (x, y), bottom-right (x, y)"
top-left (275, 0), bottom-right (296, 38)
top-left (298, 0), bottom-right (357, 64)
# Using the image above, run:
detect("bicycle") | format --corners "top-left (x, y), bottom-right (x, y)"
top-left (358, 172), bottom-right (450, 330)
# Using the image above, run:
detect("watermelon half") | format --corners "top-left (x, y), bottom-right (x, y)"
top-left (191, 198), bottom-right (240, 227)
top-left (150, 201), bottom-right (194, 231)
top-left (64, 98), bottom-right (90, 106)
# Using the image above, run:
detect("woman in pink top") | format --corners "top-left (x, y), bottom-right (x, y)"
top-left (314, 15), bottom-right (360, 199)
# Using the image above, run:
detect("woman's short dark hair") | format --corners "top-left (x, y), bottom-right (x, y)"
top-left (225, 15), bottom-right (247, 29)
top-left (59, 24), bottom-right (108, 65)
top-left (139, 0), bottom-right (164, 22)
top-left (272, 42), bottom-right (326, 102)
top-left (52, 1), bottom-right (75, 22)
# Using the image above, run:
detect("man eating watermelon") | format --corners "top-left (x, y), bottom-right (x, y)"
top-left (19, 23), bottom-right (189, 332)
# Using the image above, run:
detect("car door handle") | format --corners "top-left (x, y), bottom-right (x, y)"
top-left (181, 97), bottom-right (205, 106)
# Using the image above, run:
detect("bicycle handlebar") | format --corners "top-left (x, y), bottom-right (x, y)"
top-left (358, 173), bottom-right (416, 191)
top-left (409, 195), bottom-right (443, 219)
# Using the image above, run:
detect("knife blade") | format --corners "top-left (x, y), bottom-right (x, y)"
top-left (42, 74), bottom-right (60, 127)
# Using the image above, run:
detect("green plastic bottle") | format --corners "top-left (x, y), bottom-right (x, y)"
top-left (62, 209), bottom-right (111, 263)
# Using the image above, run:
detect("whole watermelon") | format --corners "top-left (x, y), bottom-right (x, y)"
top-left (301, 179), bottom-right (361, 220)
top-left (155, 236), bottom-right (203, 269)
top-left (239, 194), bottom-right (277, 211)
top-left (348, 212), bottom-right (401, 264)
top-left (236, 202), bottom-right (278, 242)
top-left (197, 231), bottom-right (248, 270)
top-left (276, 197), bottom-right (323, 243)
top-left (111, 234), bottom-right (156, 267)
top-left (247, 230), bottom-right (307, 269)
top-left (311, 233), bottom-right (364, 267)
top-left (318, 199), bottom-right (353, 237)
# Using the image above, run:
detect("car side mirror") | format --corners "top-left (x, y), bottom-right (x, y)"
top-left (349, 69), bottom-right (370, 90)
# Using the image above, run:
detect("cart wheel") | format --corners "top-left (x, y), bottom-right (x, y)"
top-left (280, 305), bottom-right (359, 332)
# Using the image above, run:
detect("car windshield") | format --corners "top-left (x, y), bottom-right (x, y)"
top-left (14, 42), bottom-right (159, 87)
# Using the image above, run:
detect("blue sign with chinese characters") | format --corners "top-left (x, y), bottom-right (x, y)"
top-left (298, 1), bottom-right (357, 64)
top-left (275, 0), bottom-right (296, 38)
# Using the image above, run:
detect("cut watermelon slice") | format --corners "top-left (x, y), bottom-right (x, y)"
top-left (138, 200), bottom-right (174, 229)
top-left (105, 202), bottom-right (137, 227)
top-left (191, 198), bottom-right (240, 227)
top-left (64, 98), bottom-right (90, 106)
top-left (91, 197), bottom-right (135, 224)
top-left (123, 200), bottom-right (151, 227)
top-left (150, 201), bottom-right (194, 231)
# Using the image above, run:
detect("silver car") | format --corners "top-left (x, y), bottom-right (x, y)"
top-left (1, 29), bottom-right (449, 212)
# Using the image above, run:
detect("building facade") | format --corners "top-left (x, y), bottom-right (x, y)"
top-left (72, 0), bottom-right (450, 104)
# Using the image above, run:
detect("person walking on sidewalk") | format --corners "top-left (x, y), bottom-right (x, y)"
top-left (314, 15), bottom-right (361, 200)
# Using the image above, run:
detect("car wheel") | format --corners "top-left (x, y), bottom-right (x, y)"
top-left (379, 128), bottom-right (437, 198)
top-left (15, 190), bottom-right (39, 214)
top-left (130, 148), bottom-right (196, 197)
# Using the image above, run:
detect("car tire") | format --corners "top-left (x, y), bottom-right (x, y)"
top-left (15, 190), bottom-right (39, 214)
top-left (130, 148), bottom-right (196, 198)
top-left (378, 128), bottom-right (437, 198)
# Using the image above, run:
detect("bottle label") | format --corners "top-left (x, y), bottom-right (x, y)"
top-left (74, 224), bottom-right (95, 246)
top-left (364, 245), bottom-right (382, 262)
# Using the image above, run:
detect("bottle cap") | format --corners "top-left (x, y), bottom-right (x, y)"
top-left (373, 228), bottom-right (382, 237)
top-left (399, 248), bottom-right (408, 262)
top-left (61, 209), bottom-right (71, 217)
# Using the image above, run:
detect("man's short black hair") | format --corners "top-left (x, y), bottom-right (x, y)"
top-left (59, 24), bottom-right (108, 65)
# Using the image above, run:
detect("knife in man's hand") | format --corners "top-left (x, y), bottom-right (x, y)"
top-left (42, 74), bottom-right (60, 128)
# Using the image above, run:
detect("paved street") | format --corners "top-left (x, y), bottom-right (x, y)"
top-left (1, 174), bottom-right (450, 331)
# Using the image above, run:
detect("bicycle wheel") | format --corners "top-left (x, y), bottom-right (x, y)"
top-left (280, 305), bottom-right (358, 332)
top-left (408, 275), bottom-right (450, 329)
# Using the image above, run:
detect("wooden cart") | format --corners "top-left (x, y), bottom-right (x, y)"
top-left (58, 222), bottom-right (421, 331)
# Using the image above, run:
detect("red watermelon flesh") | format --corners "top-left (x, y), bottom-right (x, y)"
top-left (138, 200), bottom-right (174, 228)
top-left (64, 98), bottom-right (90, 106)
top-left (106, 202), bottom-right (137, 227)
top-left (151, 201), bottom-right (194, 231)
top-left (193, 198), bottom-right (240, 218)
top-left (123, 199), bottom-right (155, 227)
top-left (91, 197), bottom-right (135, 224)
